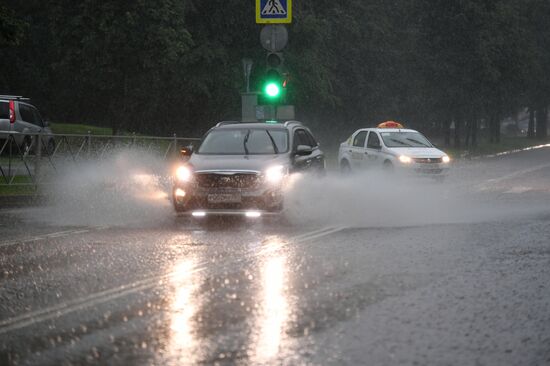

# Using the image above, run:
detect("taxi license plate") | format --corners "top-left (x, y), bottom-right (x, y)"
top-left (207, 193), bottom-right (241, 203)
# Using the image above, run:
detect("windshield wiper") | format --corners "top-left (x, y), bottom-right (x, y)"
top-left (265, 130), bottom-right (279, 154)
top-left (243, 130), bottom-right (250, 155)
top-left (388, 138), bottom-right (412, 147)
top-left (406, 138), bottom-right (430, 147)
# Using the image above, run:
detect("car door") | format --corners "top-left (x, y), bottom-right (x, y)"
top-left (348, 130), bottom-right (368, 170)
top-left (364, 131), bottom-right (382, 168)
top-left (303, 128), bottom-right (324, 172)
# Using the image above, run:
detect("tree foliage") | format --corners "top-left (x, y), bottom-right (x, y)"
top-left (0, 0), bottom-right (548, 143)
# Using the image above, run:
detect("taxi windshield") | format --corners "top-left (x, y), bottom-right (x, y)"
top-left (380, 131), bottom-right (433, 148)
top-left (197, 128), bottom-right (289, 155)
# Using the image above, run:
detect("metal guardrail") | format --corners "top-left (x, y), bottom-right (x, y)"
top-left (0, 132), bottom-right (200, 188)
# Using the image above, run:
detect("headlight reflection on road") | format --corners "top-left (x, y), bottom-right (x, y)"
top-left (253, 246), bottom-right (290, 362)
top-left (166, 259), bottom-right (199, 364)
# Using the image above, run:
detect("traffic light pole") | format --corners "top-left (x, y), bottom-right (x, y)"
top-left (242, 2), bottom-right (294, 123)
top-left (241, 92), bottom-right (259, 122)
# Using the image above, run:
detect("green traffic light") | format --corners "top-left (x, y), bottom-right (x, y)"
top-left (264, 82), bottom-right (281, 98)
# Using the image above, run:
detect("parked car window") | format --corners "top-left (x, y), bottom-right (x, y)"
top-left (0, 102), bottom-right (9, 119)
top-left (19, 104), bottom-right (36, 124)
top-left (353, 131), bottom-right (367, 147)
top-left (31, 108), bottom-right (44, 127)
top-left (367, 131), bottom-right (381, 148)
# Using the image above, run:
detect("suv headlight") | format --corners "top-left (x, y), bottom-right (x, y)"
top-left (176, 166), bottom-right (192, 182)
top-left (442, 155), bottom-right (450, 163)
top-left (265, 165), bottom-right (286, 184)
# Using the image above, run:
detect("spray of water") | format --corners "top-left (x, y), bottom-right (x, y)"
top-left (21, 150), bottom-right (548, 229)
top-left (32, 149), bottom-right (174, 227)
top-left (282, 170), bottom-right (544, 228)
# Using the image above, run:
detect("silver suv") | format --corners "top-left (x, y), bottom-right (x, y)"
top-left (172, 121), bottom-right (325, 216)
top-left (0, 95), bottom-right (55, 154)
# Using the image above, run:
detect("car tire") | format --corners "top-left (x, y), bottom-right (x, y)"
top-left (340, 160), bottom-right (351, 175)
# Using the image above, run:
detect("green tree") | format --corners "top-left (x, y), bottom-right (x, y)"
top-left (0, 4), bottom-right (26, 47)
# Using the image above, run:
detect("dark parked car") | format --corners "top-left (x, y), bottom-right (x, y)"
top-left (172, 121), bottom-right (325, 217)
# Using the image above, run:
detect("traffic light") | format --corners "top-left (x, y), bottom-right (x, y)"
top-left (261, 52), bottom-right (285, 103)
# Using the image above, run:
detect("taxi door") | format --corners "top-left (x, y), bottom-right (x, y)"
top-left (364, 131), bottom-right (382, 168)
top-left (348, 130), bottom-right (368, 170)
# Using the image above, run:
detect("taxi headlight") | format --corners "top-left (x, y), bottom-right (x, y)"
top-left (176, 166), bottom-right (192, 182)
top-left (265, 165), bottom-right (286, 183)
top-left (442, 155), bottom-right (451, 163)
top-left (398, 155), bottom-right (412, 164)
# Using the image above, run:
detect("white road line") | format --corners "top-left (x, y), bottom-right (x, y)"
top-left (0, 225), bottom-right (348, 334)
top-left (0, 227), bottom-right (105, 248)
top-left (290, 226), bottom-right (341, 241)
top-left (486, 163), bottom-right (550, 184)
top-left (294, 226), bottom-right (348, 243)
top-left (476, 163), bottom-right (550, 191)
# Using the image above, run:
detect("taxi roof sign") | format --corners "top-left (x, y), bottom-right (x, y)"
top-left (256, 0), bottom-right (292, 24)
top-left (377, 121), bottom-right (404, 129)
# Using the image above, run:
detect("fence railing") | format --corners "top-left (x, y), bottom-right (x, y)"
top-left (0, 132), bottom-right (200, 189)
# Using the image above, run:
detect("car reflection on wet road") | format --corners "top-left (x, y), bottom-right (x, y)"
top-left (1, 146), bottom-right (550, 365)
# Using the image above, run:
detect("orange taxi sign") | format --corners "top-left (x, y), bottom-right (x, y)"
top-left (377, 121), bottom-right (404, 129)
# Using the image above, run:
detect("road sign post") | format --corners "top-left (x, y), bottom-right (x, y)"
top-left (248, 0), bottom-right (293, 123)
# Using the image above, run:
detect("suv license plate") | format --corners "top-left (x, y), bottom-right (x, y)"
top-left (207, 193), bottom-right (241, 203)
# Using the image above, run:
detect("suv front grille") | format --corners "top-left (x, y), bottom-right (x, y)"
top-left (195, 173), bottom-right (261, 189)
top-left (413, 157), bottom-right (442, 164)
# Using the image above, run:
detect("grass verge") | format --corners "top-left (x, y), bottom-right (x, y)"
top-left (50, 123), bottom-right (113, 135)
top-left (0, 175), bottom-right (37, 196)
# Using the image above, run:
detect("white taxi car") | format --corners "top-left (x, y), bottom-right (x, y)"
top-left (338, 121), bottom-right (450, 178)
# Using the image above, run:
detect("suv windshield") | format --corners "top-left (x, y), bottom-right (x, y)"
top-left (380, 131), bottom-right (433, 148)
top-left (198, 128), bottom-right (289, 155)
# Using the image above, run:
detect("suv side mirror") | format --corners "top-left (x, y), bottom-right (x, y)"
top-left (180, 146), bottom-right (193, 157)
top-left (296, 145), bottom-right (313, 156)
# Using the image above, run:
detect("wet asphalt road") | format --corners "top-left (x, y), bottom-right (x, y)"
top-left (1, 146), bottom-right (550, 365)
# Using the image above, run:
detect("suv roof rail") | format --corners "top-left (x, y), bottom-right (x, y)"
top-left (215, 120), bottom-right (241, 127)
top-left (284, 120), bottom-right (303, 127)
top-left (0, 95), bottom-right (31, 101)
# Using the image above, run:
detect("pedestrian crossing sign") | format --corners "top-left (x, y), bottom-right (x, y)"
top-left (256, 0), bottom-right (292, 24)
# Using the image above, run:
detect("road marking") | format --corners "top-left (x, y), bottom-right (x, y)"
top-left (503, 186), bottom-right (533, 194)
top-left (293, 225), bottom-right (347, 243)
top-left (476, 163), bottom-right (550, 191)
top-left (0, 227), bottom-right (106, 248)
top-left (486, 163), bottom-right (550, 184)
top-left (290, 226), bottom-right (345, 241)
top-left (0, 225), bottom-right (347, 334)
